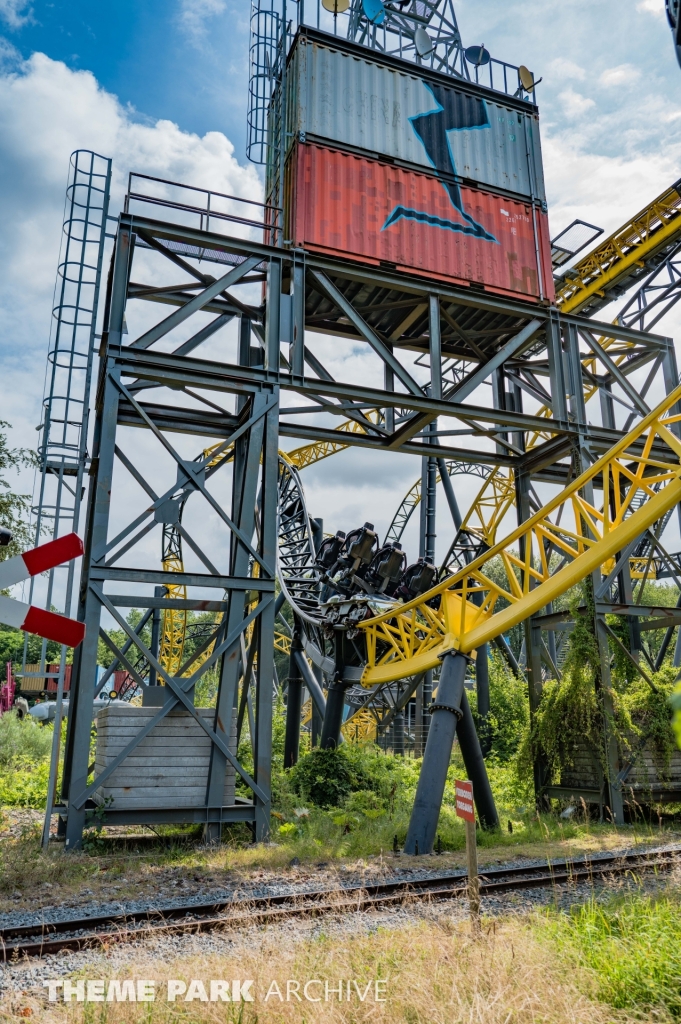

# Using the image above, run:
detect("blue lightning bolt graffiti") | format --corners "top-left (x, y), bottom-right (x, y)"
top-left (382, 83), bottom-right (498, 243)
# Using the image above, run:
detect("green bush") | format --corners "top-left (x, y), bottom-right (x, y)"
top-left (0, 759), bottom-right (50, 808)
top-left (289, 747), bottom-right (360, 807)
top-left (0, 711), bottom-right (53, 766)
top-left (469, 652), bottom-right (529, 762)
top-left (0, 712), bottom-right (54, 808)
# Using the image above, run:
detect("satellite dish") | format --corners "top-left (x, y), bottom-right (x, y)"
top-left (322, 0), bottom-right (350, 12)
top-left (363, 0), bottom-right (386, 25)
top-left (464, 44), bottom-right (491, 67)
top-left (414, 25), bottom-right (434, 57)
top-left (519, 65), bottom-right (535, 91)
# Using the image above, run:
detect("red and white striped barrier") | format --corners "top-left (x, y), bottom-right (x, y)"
top-left (0, 534), bottom-right (85, 647)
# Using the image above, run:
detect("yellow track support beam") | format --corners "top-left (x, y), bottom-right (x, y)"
top-left (159, 555), bottom-right (187, 676)
top-left (555, 182), bottom-right (681, 314)
top-left (274, 631), bottom-right (291, 655)
top-left (359, 384), bottom-right (681, 686)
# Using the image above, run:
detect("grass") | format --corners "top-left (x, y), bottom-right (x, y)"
top-left (7, 885), bottom-right (681, 1022)
top-left (543, 888), bottom-right (681, 1018)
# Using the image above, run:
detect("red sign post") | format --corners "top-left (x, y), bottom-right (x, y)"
top-left (456, 779), bottom-right (480, 932)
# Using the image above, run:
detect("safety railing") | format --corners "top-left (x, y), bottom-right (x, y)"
top-left (124, 172), bottom-right (282, 247)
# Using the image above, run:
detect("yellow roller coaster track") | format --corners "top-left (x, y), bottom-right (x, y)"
top-left (358, 383), bottom-right (681, 687)
top-left (555, 181), bottom-right (681, 315)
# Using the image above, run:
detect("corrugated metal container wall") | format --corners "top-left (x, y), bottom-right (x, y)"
top-left (287, 35), bottom-right (546, 204)
top-left (287, 142), bottom-right (554, 303)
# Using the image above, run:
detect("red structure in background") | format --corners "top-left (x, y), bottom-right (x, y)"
top-left (45, 665), bottom-right (72, 693)
top-left (110, 670), bottom-right (137, 700)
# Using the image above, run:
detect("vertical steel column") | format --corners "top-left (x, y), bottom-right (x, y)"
top-left (311, 667), bottom-right (323, 747)
top-left (392, 709), bottom-right (405, 755)
top-left (201, 272), bottom-right (278, 839)
top-left (254, 379), bottom-right (278, 841)
top-left (284, 621), bottom-right (304, 767)
top-left (290, 250), bottom-right (305, 379)
top-left (475, 645), bottom-right (491, 755)
top-left (404, 652), bottom-right (498, 854)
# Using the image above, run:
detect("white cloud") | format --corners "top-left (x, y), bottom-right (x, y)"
top-left (558, 87), bottom-right (596, 119)
top-left (0, 0), bottom-right (32, 30)
top-left (599, 63), bottom-right (641, 87)
top-left (547, 57), bottom-right (587, 81)
top-left (177, 0), bottom-right (227, 39)
top-left (637, 0), bottom-right (665, 17)
top-left (0, 51), bottom-right (261, 495)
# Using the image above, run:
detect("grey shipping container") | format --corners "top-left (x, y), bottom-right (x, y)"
top-left (285, 28), bottom-right (546, 205)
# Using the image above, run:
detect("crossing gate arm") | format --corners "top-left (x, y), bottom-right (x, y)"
top-left (358, 383), bottom-right (681, 685)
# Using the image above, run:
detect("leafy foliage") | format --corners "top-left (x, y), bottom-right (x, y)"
top-left (620, 666), bottom-right (677, 773)
top-left (0, 421), bottom-right (37, 563)
top-left (520, 583), bottom-right (611, 777)
top-left (469, 651), bottom-right (529, 762)
top-left (0, 711), bottom-right (52, 766)
top-left (289, 747), bottom-right (361, 807)
top-left (0, 712), bottom-right (54, 808)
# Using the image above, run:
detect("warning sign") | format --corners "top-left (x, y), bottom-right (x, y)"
top-left (455, 779), bottom-right (475, 823)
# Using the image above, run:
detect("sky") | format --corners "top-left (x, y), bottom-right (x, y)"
top-left (0, 0), bottom-right (680, 582)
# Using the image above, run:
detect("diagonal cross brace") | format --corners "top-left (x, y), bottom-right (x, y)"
top-left (71, 587), bottom-right (271, 809)
top-left (111, 376), bottom-right (275, 574)
top-left (580, 329), bottom-right (651, 417)
top-left (130, 257), bottom-right (261, 350)
top-left (310, 270), bottom-right (424, 397)
top-left (388, 318), bottom-right (542, 448)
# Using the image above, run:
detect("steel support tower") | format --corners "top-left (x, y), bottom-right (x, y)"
top-left (51, 161), bottom-right (681, 846)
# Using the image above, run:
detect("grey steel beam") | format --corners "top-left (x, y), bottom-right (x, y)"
top-left (89, 568), bottom-right (270, 590)
top-left (122, 214), bottom-right (673, 348)
top-left (113, 349), bottom-right (578, 435)
top-left (310, 270), bottom-right (424, 396)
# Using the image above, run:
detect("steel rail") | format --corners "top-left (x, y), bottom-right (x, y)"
top-left (2, 845), bottom-right (678, 960)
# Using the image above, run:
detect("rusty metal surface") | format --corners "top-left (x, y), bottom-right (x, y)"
top-left (287, 142), bottom-right (554, 302)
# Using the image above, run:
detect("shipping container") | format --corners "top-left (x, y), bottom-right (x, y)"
top-left (46, 664), bottom-right (72, 693)
top-left (20, 663), bottom-right (72, 693)
top-left (286, 141), bottom-right (554, 303)
top-left (286, 29), bottom-right (546, 204)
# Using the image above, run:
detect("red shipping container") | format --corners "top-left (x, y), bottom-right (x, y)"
top-left (46, 664), bottom-right (72, 692)
top-left (287, 142), bottom-right (554, 303)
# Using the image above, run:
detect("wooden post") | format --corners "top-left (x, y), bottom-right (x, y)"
top-left (465, 816), bottom-right (480, 933)
top-left (456, 778), bottom-right (480, 934)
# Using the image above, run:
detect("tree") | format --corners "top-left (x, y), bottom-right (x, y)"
top-left (0, 422), bottom-right (40, 677)
top-left (0, 420), bottom-right (38, 563)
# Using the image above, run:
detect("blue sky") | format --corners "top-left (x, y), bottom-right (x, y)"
top-left (1, 0), bottom-right (678, 169)
top-left (0, 0), bottom-right (680, 557)
top-left (1, 0), bottom-right (253, 154)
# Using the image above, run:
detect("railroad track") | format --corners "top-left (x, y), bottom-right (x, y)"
top-left (2, 845), bottom-right (680, 960)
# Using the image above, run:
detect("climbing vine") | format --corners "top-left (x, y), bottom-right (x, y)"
top-left (518, 581), bottom-right (615, 778)
top-left (518, 580), bottom-right (678, 785)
